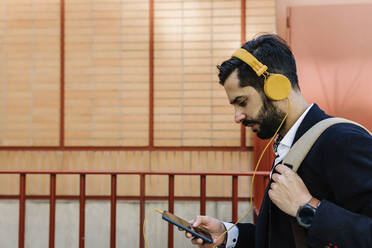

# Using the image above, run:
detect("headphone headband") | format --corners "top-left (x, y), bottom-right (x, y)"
top-left (231, 48), bottom-right (291, 101)
top-left (232, 48), bottom-right (268, 76)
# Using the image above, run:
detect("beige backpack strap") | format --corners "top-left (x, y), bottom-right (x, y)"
top-left (284, 117), bottom-right (370, 248)
top-left (283, 117), bottom-right (371, 172)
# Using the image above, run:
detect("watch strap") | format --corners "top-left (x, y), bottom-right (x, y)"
top-left (307, 197), bottom-right (321, 209)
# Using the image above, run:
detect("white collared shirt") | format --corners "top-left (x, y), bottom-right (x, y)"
top-left (272, 103), bottom-right (313, 175)
top-left (223, 104), bottom-right (313, 248)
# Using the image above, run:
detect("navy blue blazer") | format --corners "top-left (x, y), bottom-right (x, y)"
top-left (235, 104), bottom-right (372, 248)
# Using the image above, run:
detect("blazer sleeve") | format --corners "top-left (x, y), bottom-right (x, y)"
top-left (235, 223), bottom-right (255, 247)
top-left (306, 124), bottom-right (372, 248)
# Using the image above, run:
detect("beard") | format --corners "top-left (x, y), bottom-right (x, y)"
top-left (243, 99), bottom-right (286, 140)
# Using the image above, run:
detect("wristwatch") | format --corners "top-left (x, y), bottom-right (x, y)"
top-left (296, 197), bottom-right (321, 228)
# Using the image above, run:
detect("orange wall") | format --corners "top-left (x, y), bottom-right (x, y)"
top-left (276, 0), bottom-right (372, 39)
top-left (277, 0), bottom-right (372, 131)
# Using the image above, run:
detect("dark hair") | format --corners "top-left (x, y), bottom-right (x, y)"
top-left (217, 34), bottom-right (300, 92)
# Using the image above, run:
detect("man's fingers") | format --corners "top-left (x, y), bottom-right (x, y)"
top-left (192, 215), bottom-right (205, 228)
top-left (270, 182), bottom-right (278, 190)
top-left (275, 163), bottom-right (292, 174)
top-left (271, 173), bottom-right (281, 182)
top-left (185, 232), bottom-right (193, 238)
top-left (191, 237), bottom-right (203, 245)
top-left (191, 237), bottom-right (198, 245)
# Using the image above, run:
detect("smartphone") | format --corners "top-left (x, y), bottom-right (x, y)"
top-left (161, 211), bottom-right (213, 244)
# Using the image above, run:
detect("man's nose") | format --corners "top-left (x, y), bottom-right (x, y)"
top-left (235, 111), bottom-right (246, 123)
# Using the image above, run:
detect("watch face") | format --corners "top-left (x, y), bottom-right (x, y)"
top-left (297, 205), bottom-right (316, 228)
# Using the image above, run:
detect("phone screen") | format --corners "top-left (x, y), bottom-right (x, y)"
top-left (161, 211), bottom-right (213, 244)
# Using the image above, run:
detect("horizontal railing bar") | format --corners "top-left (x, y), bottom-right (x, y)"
top-left (0, 195), bottom-right (254, 201)
top-left (0, 170), bottom-right (270, 176)
top-left (0, 146), bottom-right (253, 151)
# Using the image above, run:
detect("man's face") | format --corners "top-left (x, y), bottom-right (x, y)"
top-left (223, 70), bottom-right (286, 139)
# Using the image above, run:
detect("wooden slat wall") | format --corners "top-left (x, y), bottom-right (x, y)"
top-left (0, 0), bottom-right (276, 196)
top-left (245, 0), bottom-right (276, 37)
top-left (0, 0), bottom-right (60, 146)
top-left (154, 0), bottom-right (242, 147)
top-left (65, 0), bottom-right (149, 146)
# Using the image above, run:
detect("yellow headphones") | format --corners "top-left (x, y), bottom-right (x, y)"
top-left (232, 48), bottom-right (291, 101)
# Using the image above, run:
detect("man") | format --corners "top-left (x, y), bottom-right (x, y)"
top-left (185, 34), bottom-right (372, 247)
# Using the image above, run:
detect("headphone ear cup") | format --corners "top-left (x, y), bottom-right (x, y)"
top-left (264, 74), bottom-right (291, 100)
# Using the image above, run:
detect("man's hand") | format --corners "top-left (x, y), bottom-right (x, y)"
top-left (268, 163), bottom-right (312, 216)
top-left (183, 215), bottom-right (226, 247)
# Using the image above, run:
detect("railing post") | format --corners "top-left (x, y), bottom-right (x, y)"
top-left (19, 174), bottom-right (26, 248)
top-left (200, 175), bottom-right (206, 215)
top-left (79, 174), bottom-right (86, 248)
top-left (49, 174), bottom-right (56, 248)
top-left (168, 175), bottom-right (175, 248)
top-left (110, 174), bottom-right (117, 248)
top-left (139, 174), bottom-right (145, 248)
top-left (232, 176), bottom-right (238, 222)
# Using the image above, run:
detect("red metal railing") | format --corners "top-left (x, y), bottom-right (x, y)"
top-left (0, 170), bottom-right (270, 248)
